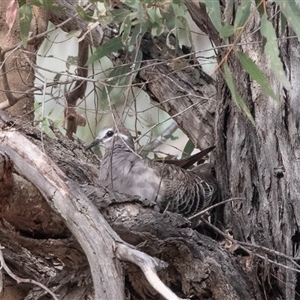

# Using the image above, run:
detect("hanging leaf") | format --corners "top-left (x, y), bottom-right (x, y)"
top-left (200, 0), bottom-right (222, 33)
top-left (237, 51), bottom-right (279, 101)
top-left (130, 22), bottom-right (147, 49)
top-left (76, 5), bottom-right (94, 22)
top-left (19, 4), bottom-right (32, 47)
top-left (182, 139), bottom-right (195, 158)
top-left (219, 25), bottom-right (235, 38)
top-left (160, 4), bottom-right (175, 30)
top-left (121, 14), bottom-right (132, 44)
top-left (100, 65), bottom-right (131, 105)
top-left (19, 4), bottom-right (32, 46)
top-left (234, 0), bottom-right (251, 29)
top-left (87, 37), bottom-right (123, 65)
top-left (274, 0), bottom-right (300, 41)
top-left (254, 0), bottom-right (265, 16)
top-left (223, 63), bottom-right (255, 124)
top-left (112, 8), bottom-right (131, 23)
top-left (260, 14), bottom-right (291, 89)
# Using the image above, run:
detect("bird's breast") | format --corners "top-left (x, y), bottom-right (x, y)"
top-left (99, 152), bottom-right (165, 203)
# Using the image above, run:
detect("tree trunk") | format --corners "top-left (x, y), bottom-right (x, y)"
top-left (187, 1), bottom-right (300, 299)
top-left (0, 0), bottom-right (48, 121)
top-left (139, 1), bottom-right (300, 299)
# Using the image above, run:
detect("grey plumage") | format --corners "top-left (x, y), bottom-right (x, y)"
top-left (86, 125), bottom-right (219, 217)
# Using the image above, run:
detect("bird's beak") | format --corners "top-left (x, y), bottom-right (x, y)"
top-left (85, 139), bottom-right (100, 151)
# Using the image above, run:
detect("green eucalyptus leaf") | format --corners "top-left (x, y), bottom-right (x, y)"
top-left (234, 0), bottom-right (251, 29)
top-left (200, 0), bottom-right (222, 33)
top-left (237, 51), bottom-right (279, 101)
top-left (274, 0), bottom-right (300, 41)
top-left (87, 37), bottom-right (123, 65)
top-left (254, 0), bottom-right (264, 16)
top-left (19, 4), bottom-right (32, 46)
top-left (223, 63), bottom-right (255, 124)
top-left (100, 65), bottom-right (131, 105)
top-left (260, 14), bottom-right (291, 89)
top-left (219, 25), bottom-right (235, 38)
top-left (121, 14), bottom-right (132, 44)
top-left (182, 139), bottom-right (195, 158)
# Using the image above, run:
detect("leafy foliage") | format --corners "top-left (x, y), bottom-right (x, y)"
top-left (223, 63), bottom-right (255, 125)
top-left (237, 52), bottom-right (278, 101)
top-left (87, 37), bottom-right (124, 65)
top-left (182, 139), bottom-right (195, 158)
top-left (260, 14), bottom-right (290, 89)
top-left (18, 0), bottom-right (62, 46)
top-left (198, 0), bottom-right (299, 121)
top-left (274, 0), bottom-right (300, 40)
top-left (17, 0), bottom-right (300, 126)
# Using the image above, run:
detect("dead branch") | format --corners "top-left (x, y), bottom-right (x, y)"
top-left (0, 246), bottom-right (59, 300)
top-left (0, 128), bottom-right (124, 299)
top-left (0, 49), bottom-right (19, 109)
top-left (0, 126), bottom-right (187, 300)
top-left (115, 242), bottom-right (185, 300)
top-left (188, 197), bottom-right (245, 220)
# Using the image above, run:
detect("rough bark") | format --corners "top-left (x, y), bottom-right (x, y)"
top-left (138, 34), bottom-right (216, 151)
top-left (0, 121), bottom-right (257, 299)
top-left (136, 2), bottom-right (300, 299)
top-left (215, 4), bottom-right (300, 300)
top-left (0, 122), bottom-right (124, 300)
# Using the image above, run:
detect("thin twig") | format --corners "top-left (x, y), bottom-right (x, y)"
top-left (0, 246), bottom-right (59, 300)
top-left (140, 121), bottom-right (178, 152)
top-left (188, 197), bottom-right (244, 220)
top-left (200, 219), bottom-right (300, 273)
top-left (0, 3), bottom-right (95, 110)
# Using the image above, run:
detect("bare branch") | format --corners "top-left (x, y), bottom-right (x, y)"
top-left (188, 197), bottom-right (245, 220)
top-left (0, 246), bottom-right (59, 300)
top-left (140, 121), bottom-right (178, 152)
top-left (0, 48), bottom-right (19, 109)
top-left (200, 218), bottom-right (300, 273)
top-left (0, 128), bottom-right (124, 300)
top-left (115, 243), bottom-right (185, 300)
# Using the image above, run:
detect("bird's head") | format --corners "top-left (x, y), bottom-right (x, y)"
top-left (85, 126), bottom-right (135, 151)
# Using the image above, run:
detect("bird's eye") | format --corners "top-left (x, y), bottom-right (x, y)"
top-left (106, 130), bottom-right (114, 137)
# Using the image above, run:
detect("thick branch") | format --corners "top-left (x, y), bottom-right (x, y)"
top-left (139, 61), bottom-right (216, 149)
top-left (0, 128), bottom-right (124, 300)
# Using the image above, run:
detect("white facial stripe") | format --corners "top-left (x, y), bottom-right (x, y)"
top-left (116, 133), bottom-right (129, 140)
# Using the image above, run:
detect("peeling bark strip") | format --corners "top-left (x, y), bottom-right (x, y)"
top-left (0, 150), bottom-right (13, 198)
top-left (64, 38), bottom-right (89, 140)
